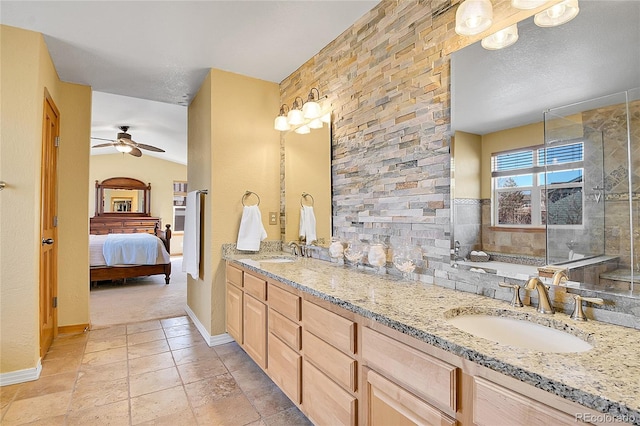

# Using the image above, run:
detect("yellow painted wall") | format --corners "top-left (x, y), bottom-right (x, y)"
top-left (1, 25), bottom-right (91, 374)
top-left (452, 131), bottom-right (482, 199)
top-left (187, 69), bottom-right (280, 336)
top-left (284, 125), bottom-right (332, 244)
top-left (480, 122), bottom-right (543, 199)
top-left (89, 154), bottom-right (187, 254)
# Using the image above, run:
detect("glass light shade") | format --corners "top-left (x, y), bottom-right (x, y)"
top-left (287, 108), bottom-right (305, 126)
top-left (274, 115), bottom-right (290, 131)
top-left (321, 112), bottom-right (331, 123)
top-left (294, 125), bottom-right (310, 134)
top-left (481, 24), bottom-right (519, 50)
top-left (308, 118), bottom-right (324, 129)
top-left (511, 0), bottom-right (548, 9)
top-left (455, 0), bottom-right (493, 36)
top-left (534, 0), bottom-right (579, 27)
top-left (116, 143), bottom-right (133, 153)
top-left (302, 100), bottom-right (321, 119)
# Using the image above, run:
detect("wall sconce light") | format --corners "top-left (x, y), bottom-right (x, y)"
top-left (511, 0), bottom-right (548, 9)
top-left (303, 88), bottom-right (322, 119)
top-left (287, 97), bottom-right (305, 126)
top-left (274, 104), bottom-right (291, 131)
top-left (455, 0), bottom-right (493, 36)
top-left (534, 0), bottom-right (579, 27)
top-left (481, 23), bottom-right (519, 50)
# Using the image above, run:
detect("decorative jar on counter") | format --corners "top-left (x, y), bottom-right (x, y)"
top-left (368, 242), bottom-right (387, 273)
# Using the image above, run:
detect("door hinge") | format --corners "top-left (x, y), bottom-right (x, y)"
top-left (53, 216), bottom-right (58, 227)
top-left (54, 136), bottom-right (60, 146)
top-left (53, 297), bottom-right (58, 308)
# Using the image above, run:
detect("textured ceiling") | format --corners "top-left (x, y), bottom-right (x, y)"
top-left (1, 1), bottom-right (380, 164)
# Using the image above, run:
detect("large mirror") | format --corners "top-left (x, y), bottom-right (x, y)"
top-left (450, 1), bottom-right (640, 296)
top-left (95, 177), bottom-right (151, 216)
top-left (284, 125), bottom-right (332, 245)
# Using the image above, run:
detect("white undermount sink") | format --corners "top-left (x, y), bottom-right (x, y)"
top-left (447, 314), bottom-right (593, 353)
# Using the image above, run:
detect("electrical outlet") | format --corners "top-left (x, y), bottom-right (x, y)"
top-left (269, 212), bottom-right (278, 225)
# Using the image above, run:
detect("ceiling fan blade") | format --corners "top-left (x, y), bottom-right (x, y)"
top-left (135, 143), bottom-right (165, 153)
top-left (91, 143), bottom-right (115, 148)
top-left (129, 147), bottom-right (143, 157)
top-left (91, 137), bottom-right (115, 142)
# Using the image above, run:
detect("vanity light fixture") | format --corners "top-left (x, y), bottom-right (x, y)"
top-left (481, 23), bottom-right (519, 50)
top-left (308, 118), bottom-right (324, 129)
top-left (287, 97), bottom-right (305, 126)
top-left (455, 0), bottom-right (493, 36)
top-left (302, 88), bottom-right (322, 119)
top-left (534, 0), bottom-right (579, 27)
top-left (294, 125), bottom-right (311, 134)
top-left (274, 104), bottom-right (291, 131)
top-left (511, 0), bottom-right (548, 9)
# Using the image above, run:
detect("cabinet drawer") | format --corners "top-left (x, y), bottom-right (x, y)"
top-left (226, 264), bottom-right (243, 288)
top-left (269, 309), bottom-right (301, 351)
top-left (304, 330), bottom-right (357, 392)
top-left (303, 300), bottom-right (356, 355)
top-left (268, 333), bottom-right (302, 404)
top-left (473, 377), bottom-right (576, 426)
top-left (303, 360), bottom-right (357, 426)
top-left (362, 327), bottom-right (457, 412)
top-left (269, 283), bottom-right (301, 321)
top-left (244, 272), bottom-right (267, 301)
top-left (366, 369), bottom-right (457, 426)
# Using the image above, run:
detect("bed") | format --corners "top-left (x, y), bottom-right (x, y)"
top-left (89, 177), bottom-right (173, 286)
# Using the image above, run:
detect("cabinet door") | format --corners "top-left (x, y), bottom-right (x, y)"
top-left (303, 360), bottom-right (358, 426)
top-left (366, 369), bottom-right (457, 426)
top-left (268, 332), bottom-right (302, 404)
top-left (226, 283), bottom-right (243, 344)
top-left (243, 293), bottom-right (268, 369)
top-left (473, 377), bottom-right (576, 426)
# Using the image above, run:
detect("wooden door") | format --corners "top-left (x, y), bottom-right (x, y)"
top-left (40, 91), bottom-right (59, 357)
top-left (226, 283), bottom-right (243, 343)
top-left (243, 293), bottom-right (267, 368)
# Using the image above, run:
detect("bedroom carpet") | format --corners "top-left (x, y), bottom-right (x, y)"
top-left (90, 256), bottom-right (187, 328)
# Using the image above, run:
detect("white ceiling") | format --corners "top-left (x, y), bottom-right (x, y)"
top-left (1, 0), bottom-right (380, 164)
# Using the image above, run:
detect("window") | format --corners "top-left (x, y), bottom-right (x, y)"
top-left (492, 142), bottom-right (583, 227)
top-left (173, 181), bottom-right (187, 232)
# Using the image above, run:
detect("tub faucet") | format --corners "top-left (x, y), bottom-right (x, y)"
top-left (552, 270), bottom-right (569, 286)
top-left (526, 277), bottom-right (555, 314)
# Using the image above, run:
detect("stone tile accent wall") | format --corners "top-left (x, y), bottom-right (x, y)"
top-left (277, 0), bottom-right (640, 323)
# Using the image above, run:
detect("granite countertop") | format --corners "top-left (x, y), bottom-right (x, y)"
top-left (226, 252), bottom-right (640, 424)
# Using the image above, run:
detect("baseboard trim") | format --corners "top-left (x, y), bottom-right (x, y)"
top-left (58, 323), bottom-right (90, 334)
top-left (184, 305), bottom-right (234, 347)
top-left (0, 358), bottom-right (42, 387)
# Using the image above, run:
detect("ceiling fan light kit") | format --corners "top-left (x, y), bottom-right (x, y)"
top-left (91, 125), bottom-right (165, 157)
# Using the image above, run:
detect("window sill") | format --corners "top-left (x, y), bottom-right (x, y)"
top-left (489, 226), bottom-right (545, 233)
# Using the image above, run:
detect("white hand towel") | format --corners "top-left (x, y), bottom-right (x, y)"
top-left (237, 205), bottom-right (267, 251)
top-left (182, 191), bottom-right (201, 280)
top-left (299, 205), bottom-right (317, 243)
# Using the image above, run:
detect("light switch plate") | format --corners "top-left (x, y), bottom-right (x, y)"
top-left (269, 212), bottom-right (277, 225)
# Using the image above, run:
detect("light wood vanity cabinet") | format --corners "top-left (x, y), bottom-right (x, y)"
top-left (225, 264), bottom-right (243, 344)
top-left (267, 283), bottom-right (302, 404)
top-left (225, 262), bottom-right (613, 426)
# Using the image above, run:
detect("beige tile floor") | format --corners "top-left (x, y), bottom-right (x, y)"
top-left (0, 316), bottom-right (312, 426)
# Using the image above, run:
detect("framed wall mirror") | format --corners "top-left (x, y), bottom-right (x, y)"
top-left (283, 124), bottom-right (332, 246)
top-left (95, 177), bottom-right (151, 216)
top-left (450, 1), bottom-right (640, 296)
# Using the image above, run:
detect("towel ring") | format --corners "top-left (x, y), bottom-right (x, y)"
top-left (242, 191), bottom-right (260, 206)
top-left (300, 192), bottom-right (314, 207)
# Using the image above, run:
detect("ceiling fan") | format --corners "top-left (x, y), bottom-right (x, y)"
top-left (91, 126), bottom-right (165, 157)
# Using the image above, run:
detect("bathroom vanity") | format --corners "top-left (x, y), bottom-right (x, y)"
top-left (225, 254), bottom-right (640, 425)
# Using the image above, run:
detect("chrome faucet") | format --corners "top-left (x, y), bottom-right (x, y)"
top-left (552, 269), bottom-right (569, 286)
top-left (525, 277), bottom-right (554, 314)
